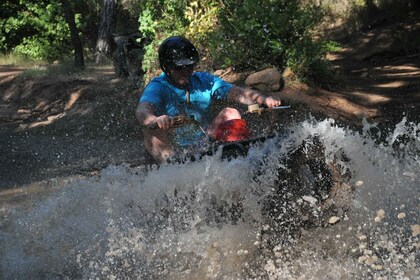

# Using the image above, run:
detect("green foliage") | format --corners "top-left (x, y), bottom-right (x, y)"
top-left (1, 0), bottom-right (339, 85)
top-left (215, 0), bottom-right (330, 77)
top-left (138, 0), bottom-right (190, 73)
top-left (0, 1), bottom-right (72, 61)
top-left (0, 0), bottom-right (101, 62)
top-left (184, 1), bottom-right (221, 68)
top-left (138, 0), bottom-right (337, 85)
top-left (216, 0), bottom-right (338, 85)
top-left (139, 0), bottom-right (224, 75)
top-left (286, 38), bottom-right (340, 87)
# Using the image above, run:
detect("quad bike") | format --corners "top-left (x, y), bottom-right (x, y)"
top-left (144, 104), bottom-right (292, 162)
top-left (142, 105), bottom-right (354, 237)
top-left (112, 32), bottom-right (147, 78)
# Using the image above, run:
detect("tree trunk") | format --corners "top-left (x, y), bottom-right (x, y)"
top-left (95, 0), bottom-right (117, 64)
top-left (60, 0), bottom-right (84, 68)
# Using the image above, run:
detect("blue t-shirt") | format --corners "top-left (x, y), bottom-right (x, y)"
top-left (140, 72), bottom-right (234, 148)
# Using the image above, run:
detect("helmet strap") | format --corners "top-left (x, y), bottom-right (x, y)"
top-left (185, 89), bottom-right (191, 105)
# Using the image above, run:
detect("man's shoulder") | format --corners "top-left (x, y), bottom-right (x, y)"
top-left (148, 73), bottom-right (167, 85)
top-left (191, 72), bottom-right (221, 87)
top-left (144, 74), bottom-right (171, 91)
top-left (193, 71), bottom-right (215, 80)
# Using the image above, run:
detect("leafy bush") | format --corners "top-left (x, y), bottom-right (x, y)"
top-left (139, 0), bottom-right (228, 76)
top-left (138, 0), bottom-right (190, 75)
top-left (138, 0), bottom-right (337, 86)
top-left (0, 1), bottom-right (73, 61)
top-left (215, 0), bottom-right (334, 77)
top-left (0, 0), bottom-right (101, 63)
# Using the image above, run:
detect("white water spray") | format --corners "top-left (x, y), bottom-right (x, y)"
top-left (1, 117), bottom-right (418, 279)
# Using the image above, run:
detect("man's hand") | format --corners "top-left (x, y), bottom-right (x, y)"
top-left (263, 96), bottom-right (282, 108)
top-left (154, 115), bottom-right (174, 129)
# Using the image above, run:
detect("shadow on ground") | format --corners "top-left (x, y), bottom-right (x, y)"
top-left (0, 68), bottom-right (145, 189)
top-left (279, 19), bottom-right (419, 127)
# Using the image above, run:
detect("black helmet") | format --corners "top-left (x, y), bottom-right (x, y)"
top-left (158, 36), bottom-right (199, 73)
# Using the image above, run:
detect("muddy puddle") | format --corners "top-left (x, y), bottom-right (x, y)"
top-left (0, 117), bottom-right (418, 279)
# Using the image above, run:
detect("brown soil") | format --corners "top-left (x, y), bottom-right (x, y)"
top-left (0, 21), bottom-right (419, 189)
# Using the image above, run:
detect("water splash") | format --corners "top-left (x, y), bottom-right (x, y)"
top-left (1, 117), bottom-right (418, 279)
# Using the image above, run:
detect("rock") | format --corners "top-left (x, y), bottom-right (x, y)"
top-left (264, 259), bottom-right (276, 276)
top-left (245, 68), bottom-right (282, 92)
top-left (402, 172), bottom-right (416, 179)
top-left (354, 180), bottom-right (364, 187)
top-left (372, 265), bottom-right (383, 271)
top-left (358, 255), bottom-right (367, 263)
top-left (411, 224), bottom-right (420, 237)
top-left (365, 255), bottom-right (378, 265)
top-left (364, 249), bottom-right (373, 255)
top-left (374, 209), bottom-right (385, 222)
top-left (397, 212), bottom-right (406, 219)
top-left (302, 195), bottom-right (317, 205)
top-left (358, 234), bottom-right (368, 241)
top-left (328, 216), bottom-right (340, 224)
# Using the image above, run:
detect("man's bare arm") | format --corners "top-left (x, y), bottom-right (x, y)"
top-left (136, 102), bottom-right (174, 129)
top-left (136, 102), bottom-right (157, 125)
top-left (227, 86), bottom-right (281, 107)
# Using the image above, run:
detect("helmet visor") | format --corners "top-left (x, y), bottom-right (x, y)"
top-left (173, 58), bottom-right (196, 67)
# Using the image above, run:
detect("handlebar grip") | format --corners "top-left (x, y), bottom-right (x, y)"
top-left (144, 116), bottom-right (190, 130)
top-left (145, 122), bottom-right (159, 130)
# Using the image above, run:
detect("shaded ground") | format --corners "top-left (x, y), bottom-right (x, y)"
top-left (280, 19), bottom-right (420, 126)
top-left (0, 67), bottom-right (144, 188)
top-left (0, 20), bottom-right (419, 190)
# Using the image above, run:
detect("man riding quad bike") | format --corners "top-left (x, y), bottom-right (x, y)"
top-left (136, 36), bottom-right (354, 238)
top-left (136, 36), bottom-right (282, 163)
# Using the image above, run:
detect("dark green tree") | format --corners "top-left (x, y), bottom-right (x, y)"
top-left (60, 0), bottom-right (84, 68)
top-left (95, 0), bottom-right (117, 64)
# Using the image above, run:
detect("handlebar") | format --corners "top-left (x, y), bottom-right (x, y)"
top-left (144, 104), bottom-right (290, 130)
top-left (246, 104), bottom-right (290, 114)
top-left (145, 115), bottom-right (197, 130)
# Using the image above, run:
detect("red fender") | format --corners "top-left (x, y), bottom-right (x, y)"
top-left (214, 119), bottom-right (251, 142)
